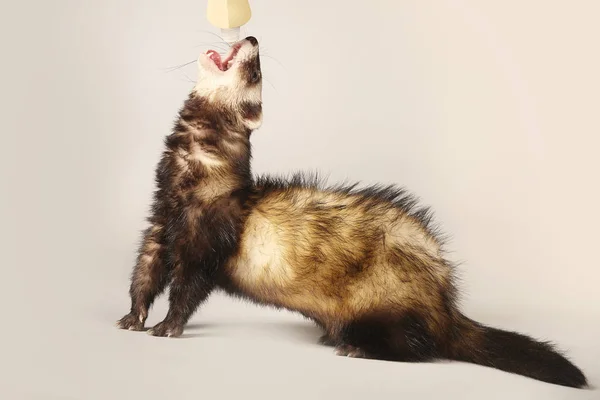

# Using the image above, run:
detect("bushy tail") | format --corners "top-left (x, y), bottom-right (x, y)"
top-left (448, 314), bottom-right (588, 388)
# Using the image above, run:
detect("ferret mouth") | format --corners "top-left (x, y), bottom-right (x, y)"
top-left (206, 43), bottom-right (242, 72)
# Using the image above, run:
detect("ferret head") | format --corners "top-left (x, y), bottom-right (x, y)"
top-left (194, 36), bottom-right (262, 130)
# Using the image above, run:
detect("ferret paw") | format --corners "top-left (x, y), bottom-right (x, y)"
top-left (116, 313), bottom-right (144, 331)
top-left (318, 334), bottom-right (339, 347)
top-left (334, 344), bottom-right (368, 358)
top-left (147, 320), bottom-right (184, 338)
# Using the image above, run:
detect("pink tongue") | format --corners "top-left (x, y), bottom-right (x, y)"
top-left (206, 50), bottom-right (224, 70)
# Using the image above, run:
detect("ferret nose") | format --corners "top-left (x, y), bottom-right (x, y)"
top-left (245, 36), bottom-right (258, 46)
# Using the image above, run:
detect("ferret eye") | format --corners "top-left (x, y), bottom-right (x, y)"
top-left (250, 71), bottom-right (261, 83)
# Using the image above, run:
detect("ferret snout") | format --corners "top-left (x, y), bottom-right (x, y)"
top-left (245, 36), bottom-right (258, 47)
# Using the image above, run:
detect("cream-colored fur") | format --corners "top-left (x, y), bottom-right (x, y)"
top-left (226, 187), bottom-right (451, 329)
top-left (194, 41), bottom-right (263, 110)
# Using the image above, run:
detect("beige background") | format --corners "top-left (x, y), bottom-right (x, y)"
top-left (1, 1), bottom-right (599, 399)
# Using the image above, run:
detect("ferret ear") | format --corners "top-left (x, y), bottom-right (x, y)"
top-left (241, 102), bottom-right (263, 130)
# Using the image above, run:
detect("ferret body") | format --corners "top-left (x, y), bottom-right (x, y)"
top-left (223, 177), bottom-right (450, 340)
top-left (117, 37), bottom-right (587, 388)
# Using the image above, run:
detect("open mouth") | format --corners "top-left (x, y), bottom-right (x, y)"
top-left (206, 43), bottom-right (242, 72)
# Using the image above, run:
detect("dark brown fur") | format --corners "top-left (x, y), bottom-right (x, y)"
top-left (117, 37), bottom-right (588, 389)
top-left (116, 64), bottom-right (257, 336)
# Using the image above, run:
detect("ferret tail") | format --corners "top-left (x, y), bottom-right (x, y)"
top-left (446, 313), bottom-right (588, 388)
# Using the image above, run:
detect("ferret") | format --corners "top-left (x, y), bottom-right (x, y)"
top-left (116, 36), bottom-right (587, 389)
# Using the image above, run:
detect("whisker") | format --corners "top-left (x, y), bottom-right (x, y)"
top-left (193, 41), bottom-right (230, 50)
top-left (196, 30), bottom-right (230, 47)
top-left (193, 41), bottom-right (230, 46)
top-left (259, 53), bottom-right (287, 71)
top-left (181, 71), bottom-right (195, 84)
top-left (263, 76), bottom-right (277, 93)
top-left (162, 60), bottom-right (196, 73)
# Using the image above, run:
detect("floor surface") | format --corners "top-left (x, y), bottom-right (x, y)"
top-left (4, 258), bottom-right (598, 400)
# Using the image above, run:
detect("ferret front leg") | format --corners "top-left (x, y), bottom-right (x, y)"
top-left (117, 224), bottom-right (169, 331)
top-left (147, 259), bottom-right (215, 337)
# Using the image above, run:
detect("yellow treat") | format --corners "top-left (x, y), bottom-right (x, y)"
top-left (207, 0), bottom-right (252, 44)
